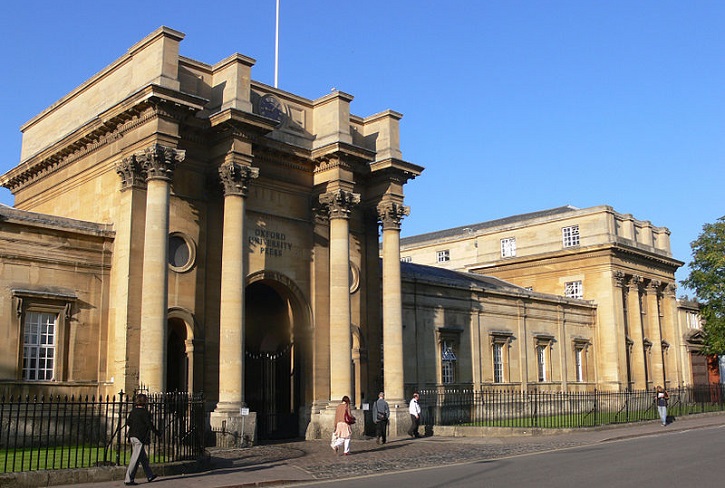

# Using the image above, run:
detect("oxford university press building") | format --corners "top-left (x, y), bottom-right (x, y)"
top-left (0, 27), bottom-right (696, 444)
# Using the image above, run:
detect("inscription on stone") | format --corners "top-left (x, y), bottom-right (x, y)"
top-left (248, 227), bottom-right (293, 257)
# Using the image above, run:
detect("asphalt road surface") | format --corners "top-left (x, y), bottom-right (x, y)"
top-left (293, 425), bottom-right (725, 488)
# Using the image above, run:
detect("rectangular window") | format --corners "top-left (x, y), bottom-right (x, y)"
top-left (687, 311), bottom-right (700, 329)
top-left (565, 281), bottom-right (583, 299)
top-left (500, 237), bottom-right (517, 258)
top-left (22, 312), bottom-right (57, 381)
top-left (575, 348), bottom-right (584, 382)
top-left (441, 341), bottom-right (457, 384)
top-left (493, 343), bottom-right (504, 383)
top-left (562, 225), bottom-right (580, 247)
top-left (401, 256), bottom-right (412, 263)
top-left (537, 345), bottom-right (547, 382)
top-left (436, 250), bottom-right (450, 263)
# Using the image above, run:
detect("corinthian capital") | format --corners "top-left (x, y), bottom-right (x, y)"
top-left (115, 154), bottom-right (145, 191)
top-left (613, 270), bottom-right (626, 288)
top-left (318, 190), bottom-right (360, 220)
top-left (139, 144), bottom-right (185, 181)
top-left (218, 163), bottom-right (259, 197)
top-left (377, 201), bottom-right (410, 230)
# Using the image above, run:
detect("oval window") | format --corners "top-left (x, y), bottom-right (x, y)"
top-left (168, 233), bottom-right (195, 272)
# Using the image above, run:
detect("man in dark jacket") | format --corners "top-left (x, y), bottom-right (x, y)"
top-left (372, 391), bottom-right (390, 444)
top-left (124, 394), bottom-right (161, 485)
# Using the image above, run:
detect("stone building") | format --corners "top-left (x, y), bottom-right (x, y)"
top-left (400, 205), bottom-right (688, 391)
top-left (0, 26), bottom-right (425, 441)
top-left (0, 27), bottom-right (658, 445)
top-left (400, 262), bottom-right (596, 394)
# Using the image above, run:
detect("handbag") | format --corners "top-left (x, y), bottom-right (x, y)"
top-left (344, 410), bottom-right (356, 425)
top-left (377, 411), bottom-right (387, 421)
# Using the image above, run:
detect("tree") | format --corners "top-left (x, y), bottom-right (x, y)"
top-left (681, 216), bottom-right (725, 355)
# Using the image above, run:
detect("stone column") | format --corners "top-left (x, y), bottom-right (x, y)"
top-left (377, 201), bottom-right (409, 404)
top-left (613, 271), bottom-right (631, 390)
top-left (626, 275), bottom-right (647, 390)
top-left (662, 283), bottom-right (682, 387)
top-left (319, 190), bottom-right (359, 403)
top-left (138, 144), bottom-right (184, 392)
top-left (646, 280), bottom-right (665, 387)
top-left (214, 163), bottom-right (258, 412)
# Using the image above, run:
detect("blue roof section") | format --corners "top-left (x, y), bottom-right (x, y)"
top-left (400, 260), bottom-right (594, 306)
top-left (402, 260), bottom-right (526, 294)
top-left (400, 205), bottom-right (579, 246)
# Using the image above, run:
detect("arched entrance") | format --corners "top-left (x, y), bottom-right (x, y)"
top-left (167, 317), bottom-right (188, 392)
top-left (245, 275), bottom-right (308, 440)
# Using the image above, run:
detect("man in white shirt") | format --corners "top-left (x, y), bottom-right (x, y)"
top-left (407, 392), bottom-right (421, 438)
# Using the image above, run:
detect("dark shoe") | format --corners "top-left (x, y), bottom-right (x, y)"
top-left (148, 474), bottom-right (158, 482)
top-left (124, 483), bottom-right (137, 486)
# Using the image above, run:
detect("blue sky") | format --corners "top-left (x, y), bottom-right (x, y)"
top-left (1, 1), bottom-right (723, 292)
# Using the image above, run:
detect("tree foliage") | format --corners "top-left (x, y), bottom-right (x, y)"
top-left (681, 217), bottom-right (725, 354)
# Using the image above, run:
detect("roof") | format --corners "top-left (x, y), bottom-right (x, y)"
top-left (400, 205), bottom-right (579, 247)
top-left (401, 261), bottom-right (594, 306)
top-left (0, 205), bottom-right (114, 236)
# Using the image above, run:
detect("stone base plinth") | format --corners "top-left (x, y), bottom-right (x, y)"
top-left (210, 410), bottom-right (257, 447)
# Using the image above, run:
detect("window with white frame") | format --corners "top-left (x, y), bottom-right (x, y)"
top-left (13, 290), bottom-right (75, 383)
top-left (436, 250), bottom-right (450, 262)
top-left (22, 312), bottom-right (58, 381)
top-left (686, 311), bottom-right (701, 329)
top-left (535, 336), bottom-right (554, 382)
top-left (441, 341), bottom-right (457, 384)
top-left (500, 237), bottom-right (517, 258)
top-left (493, 343), bottom-right (504, 383)
top-left (401, 256), bottom-right (412, 263)
top-left (573, 342), bottom-right (590, 383)
top-left (537, 345), bottom-right (548, 382)
top-left (565, 280), bottom-right (583, 299)
top-left (575, 348), bottom-right (583, 382)
top-left (562, 225), bottom-right (580, 247)
top-left (490, 332), bottom-right (513, 384)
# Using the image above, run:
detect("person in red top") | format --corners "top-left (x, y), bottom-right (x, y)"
top-left (331, 396), bottom-right (354, 455)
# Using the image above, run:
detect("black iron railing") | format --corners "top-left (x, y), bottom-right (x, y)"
top-left (1, 390), bottom-right (205, 473)
top-left (417, 385), bottom-right (725, 429)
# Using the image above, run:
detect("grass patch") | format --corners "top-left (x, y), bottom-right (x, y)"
top-left (0, 445), bottom-right (166, 473)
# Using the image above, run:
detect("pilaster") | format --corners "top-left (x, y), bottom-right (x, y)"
top-left (626, 275), bottom-right (647, 389)
top-left (377, 200), bottom-right (409, 405)
top-left (646, 280), bottom-right (665, 387)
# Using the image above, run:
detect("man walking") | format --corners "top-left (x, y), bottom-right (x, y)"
top-left (125, 394), bottom-right (161, 486)
top-left (408, 392), bottom-right (421, 438)
top-left (372, 391), bottom-right (390, 444)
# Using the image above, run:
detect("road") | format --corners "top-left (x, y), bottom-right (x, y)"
top-left (292, 425), bottom-right (725, 488)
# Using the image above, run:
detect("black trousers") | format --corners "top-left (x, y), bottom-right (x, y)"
top-left (375, 419), bottom-right (388, 443)
top-left (408, 414), bottom-right (420, 437)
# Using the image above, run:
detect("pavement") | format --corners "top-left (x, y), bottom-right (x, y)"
top-left (13, 412), bottom-right (725, 488)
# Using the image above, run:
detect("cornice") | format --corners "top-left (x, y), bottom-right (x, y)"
top-left (467, 242), bottom-right (683, 274)
top-left (369, 157), bottom-right (424, 185)
top-left (1, 86), bottom-right (205, 193)
top-left (311, 142), bottom-right (375, 174)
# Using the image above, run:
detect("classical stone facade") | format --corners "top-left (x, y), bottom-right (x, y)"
top-left (400, 205), bottom-right (689, 391)
top-left (0, 28), bottom-right (651, 446)
top-left (0, 27), bottom-right (423, 442)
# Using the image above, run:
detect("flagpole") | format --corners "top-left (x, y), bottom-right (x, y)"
top-left (274, 0), bottom-right (280, 88)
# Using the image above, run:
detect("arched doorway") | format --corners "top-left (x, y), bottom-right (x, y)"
top-left (245, 277), bottom-right (307, 440)
top-left (167, 317), bottom-right (188, 392)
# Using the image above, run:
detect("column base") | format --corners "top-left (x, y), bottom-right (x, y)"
top-left (386, 404), bottom-right (416, 439)
top-left (305, 401), bottom-right (368, 440)
top-left (210, 406), bottom-right (256, 447)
